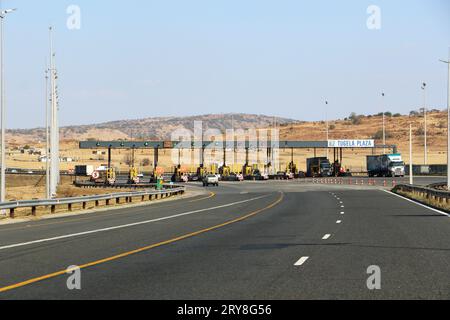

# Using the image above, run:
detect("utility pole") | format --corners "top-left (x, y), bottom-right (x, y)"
top-left (0, 7), bottom-right (16, 208)
top-left (409, 123), bottom-right (413, 185)
top-left (440, 51), bottom-right (450, 189)
top-left (382, 92), bottom-right (386, 154)
top-left (421, 82), bottom-right (427, 165)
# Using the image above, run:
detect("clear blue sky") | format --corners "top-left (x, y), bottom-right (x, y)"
top-left (2, 0), bottom-right (450, 128)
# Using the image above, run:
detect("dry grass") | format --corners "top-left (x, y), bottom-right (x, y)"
top-left (396, 189), bottom-right (450, 212)
top-left (5, 174), bottom-right (135, 201)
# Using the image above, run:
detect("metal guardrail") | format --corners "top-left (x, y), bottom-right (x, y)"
top-left (0, 185), bottom-right (186, 219)
top-left (392, 184), bottom-right (450, 208)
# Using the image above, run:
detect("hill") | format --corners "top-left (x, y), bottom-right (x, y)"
top-left (7, 113), bottom-right (297, 145)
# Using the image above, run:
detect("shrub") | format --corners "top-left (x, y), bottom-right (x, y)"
top-left (416, 127), bottom-right (424, 135)
top-left (348, 112), bottom-right (363, 125)
top-left (372, 130), bottom-right (393, 140)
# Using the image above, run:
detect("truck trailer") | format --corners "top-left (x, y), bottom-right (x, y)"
top-left (367, 154), bottom-right (405, 177)
top-left (306, 157), bottom-right (332, 177)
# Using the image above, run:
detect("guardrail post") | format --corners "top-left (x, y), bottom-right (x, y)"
top-left (95, 200), bottom-right (99, 207)
top-left (31, 206), bottom-right (37, 216)
top-left (82, 202), bottom-right (86, 209)
top-left (51, 205), bottom-right (56, 214)
top-left (68, 203), bottom-right (72, 212)
top-left (9, 208), bottom-right (14, 219)
top-left (116, 197), bottom-right (120, 204)
top-left (106, 199), bottom-right (110, 206)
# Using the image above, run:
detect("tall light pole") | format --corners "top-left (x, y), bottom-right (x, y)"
top-left (325, 101), bottom-right (329, 159)
top-left (0, 7), bottom-right (16, 207)
top-left (440, 51), bottom-right (450, 189)
top-left (381, 92), bottom-right (386, 154)
top-left (48, 27), bottom-right (60, 198)
top-left (421, 82), bottom-right (427, 165)
top-left (409, 123), bottom-right (413, 185)
top-left (45, 68), bottom-right (50, 199)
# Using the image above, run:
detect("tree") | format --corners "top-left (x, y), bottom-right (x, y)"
top-left (372, 130), bottom-right (392, 140)
top-left (349, 112), bottom-right (363, 125)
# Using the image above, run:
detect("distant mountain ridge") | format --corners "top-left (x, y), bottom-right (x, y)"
top-left (8, 113), bottom-right (298, 144)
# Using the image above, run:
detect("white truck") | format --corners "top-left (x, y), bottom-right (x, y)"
top-left (202, 174), bottom-right (219, 187)
top-left (367, 154), bottom-right (405, 177)
top-left (75, 165), bottom-right (94, 177)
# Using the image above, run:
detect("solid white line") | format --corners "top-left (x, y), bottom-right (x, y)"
top-left (294, 256), bottom-right (309, 266)
top-left (0, 195), bottom-right (269, 251)
top-left (322, 234), bottom-right (331, 240)
top-left (381, 189), bottom-right (450, 217)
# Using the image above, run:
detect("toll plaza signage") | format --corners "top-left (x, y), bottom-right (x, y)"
top-left (328, 140), bottom-right (375, 148)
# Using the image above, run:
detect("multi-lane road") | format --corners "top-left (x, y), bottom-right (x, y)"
top-left (0, 178), bottom-right (449, 299)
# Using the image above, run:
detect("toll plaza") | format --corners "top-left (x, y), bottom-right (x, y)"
top-left (79, 139), bottom-right (398, 181)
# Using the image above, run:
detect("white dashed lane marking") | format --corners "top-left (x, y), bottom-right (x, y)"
top-left (294, 256), bottom-right (310, 266)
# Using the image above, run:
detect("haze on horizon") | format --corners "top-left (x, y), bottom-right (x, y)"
top-left (3, 0), bottom-right (450, 129)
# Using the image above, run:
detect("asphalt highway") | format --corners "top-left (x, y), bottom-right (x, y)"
top-left (0, 180), bottom-right (449, 299)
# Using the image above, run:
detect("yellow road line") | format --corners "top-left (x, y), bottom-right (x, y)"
top-left (0, 192), bottom-right (283, 294)
top-left (189, 191), bottom-right (215, 203)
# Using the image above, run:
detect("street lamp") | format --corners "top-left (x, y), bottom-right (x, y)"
top-left (381, 92), bottom-right (386, 154)
top-left (421, 82), bottom-right (427, 165)
top-left (409, 123), bottom-right (413, 185)
top-left (325, 101), bottom-right (329, 159)
top-left (440, 52), bottom-right (450, 189)
top-left (0, 8), bottom-right (16, 207)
